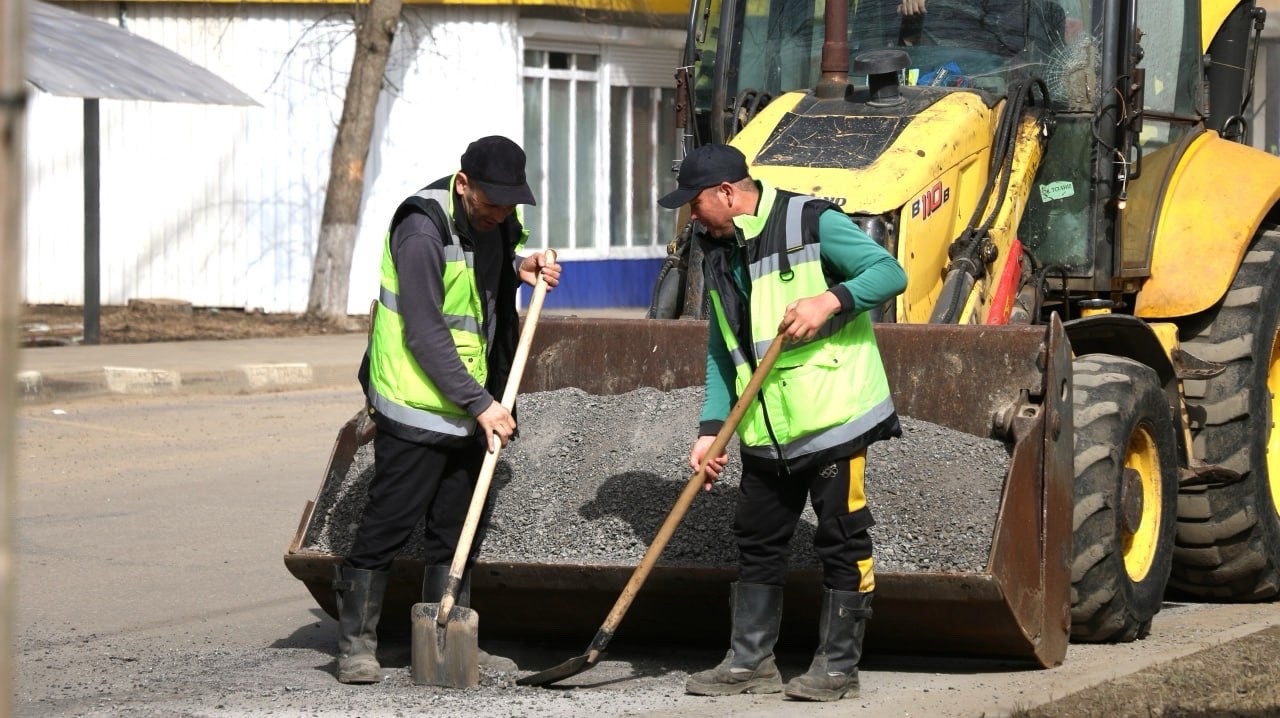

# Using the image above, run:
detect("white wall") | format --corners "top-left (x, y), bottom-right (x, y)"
top-left (351, 7), bottom-right (522, 315)
top-left (23, 2), bottom-right (521, 314)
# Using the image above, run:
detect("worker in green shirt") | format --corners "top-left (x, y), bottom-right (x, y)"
top-left (658, 143), bottom-right (907, 702)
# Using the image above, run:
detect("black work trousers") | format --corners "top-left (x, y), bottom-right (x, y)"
top-left (734, 449), bottom-right (875, 592)
top-left (344, 429), bottom-right (487, 571)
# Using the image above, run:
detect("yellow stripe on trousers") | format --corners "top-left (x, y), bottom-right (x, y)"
top-left (847, 449), bottom-right (876, 593)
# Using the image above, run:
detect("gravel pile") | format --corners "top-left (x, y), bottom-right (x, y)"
top-left (303, 387), bottom-right (1010, 573)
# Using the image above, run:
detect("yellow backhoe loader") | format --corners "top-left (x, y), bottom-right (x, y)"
top-left (647, 0), bottom-right (1280, 641)
top-left (285, 0), bottom-right (1280, 670)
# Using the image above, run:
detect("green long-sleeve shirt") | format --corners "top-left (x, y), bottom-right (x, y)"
top-left (699, 184), bottom-right (907, 435)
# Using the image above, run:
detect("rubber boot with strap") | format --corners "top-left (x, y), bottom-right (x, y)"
top-left (422, 564), bottom-right (519, 673)
top-left (685, 581), bottom-right (784, 696)
top-left (332, 565), bottom-right (389, 684)
top-left (785, 588), bottom-right (873, 701)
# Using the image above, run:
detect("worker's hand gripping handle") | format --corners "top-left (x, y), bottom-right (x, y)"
top-left (438, 249), bottom-right (557, 623)
top-left (586, 333), bottom-right (786, 656)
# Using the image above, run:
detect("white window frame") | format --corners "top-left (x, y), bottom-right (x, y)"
top-left (607, 83), bottom-right (677, 253)
top-left (519, 19), bottom-right (684, 260)
top-left (521, 41), bottom-right (607, 254)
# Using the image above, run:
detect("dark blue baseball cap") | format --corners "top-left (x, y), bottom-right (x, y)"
top-left (658, 144), bottom-right (750, 209)
top-left (460, 135), bottom-right (537, 206)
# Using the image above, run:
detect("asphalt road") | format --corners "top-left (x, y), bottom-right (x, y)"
top-left (12, 388), bottom-right (1280, 717)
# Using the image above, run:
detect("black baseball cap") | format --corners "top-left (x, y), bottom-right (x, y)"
top-left (658, 144), bottom-right (750, 209)
top-left (460, 135), bottom-right (537, 206)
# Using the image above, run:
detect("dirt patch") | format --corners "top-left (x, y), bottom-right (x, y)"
top-left (19, 302), bottom-right (369, 346)
top-left (1016, 625), bottom-right (1280, 717)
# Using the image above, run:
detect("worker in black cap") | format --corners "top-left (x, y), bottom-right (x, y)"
top-left (334, 135), bottom-right (560, 684)
top-left (660, 143), bottom-right (906, 702)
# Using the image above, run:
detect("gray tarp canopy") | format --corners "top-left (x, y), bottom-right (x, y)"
top-left (27, 0), bottom-right (258, 105)
top-left (25, 1), bottom-right (259, 343)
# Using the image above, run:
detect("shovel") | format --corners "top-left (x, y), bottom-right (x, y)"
top-left (411, 249), bottom-right (557, 688)
top-left (517, 332), bottom-right (786, 687)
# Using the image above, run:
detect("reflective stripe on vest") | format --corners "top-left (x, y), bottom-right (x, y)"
top-left (366, 184), bottom-right (487, 435)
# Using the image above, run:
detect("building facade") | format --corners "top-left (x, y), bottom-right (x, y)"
top-left (24, 0), bottom-right (686, 314)
top-left (23, 1), bottom-right (1280, 314)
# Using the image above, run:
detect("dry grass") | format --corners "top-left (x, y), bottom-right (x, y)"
top-left (1012, 625), bottom-right (1280, 717)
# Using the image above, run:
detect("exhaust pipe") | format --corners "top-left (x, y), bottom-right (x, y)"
top-left (815, 0), bottom-right (850, 99)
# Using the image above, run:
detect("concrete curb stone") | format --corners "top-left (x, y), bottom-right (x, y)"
top-left (18, 363), bottom-right (362, 403)
top-left (15, 310), bottom-right (639, 404)
top-left (17, 334), bottom-right (368, 404)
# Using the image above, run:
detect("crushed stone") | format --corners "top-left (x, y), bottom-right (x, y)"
top-left (304, 386), bottom-right (1010, 573)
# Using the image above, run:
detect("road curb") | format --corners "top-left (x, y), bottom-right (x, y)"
top-left (18, 362), bottom-right (360, 404)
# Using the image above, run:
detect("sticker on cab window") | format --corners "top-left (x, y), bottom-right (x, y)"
top-left (1039, 181), bottom-right (1075, 203)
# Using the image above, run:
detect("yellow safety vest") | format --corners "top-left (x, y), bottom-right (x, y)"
top-left (704, 188), bottom-right (895, 463)
top-left (366, 177), bottom-right (525, 437)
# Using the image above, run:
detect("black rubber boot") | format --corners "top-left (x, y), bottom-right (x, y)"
top-left (422, 565), bottom-right (519, 673)
top-left (685, 582), bottom-right (785, 696)
top-left (333, 565), bottom-right (389, 684)
top-left (784, 589), bottom-right (872, 701)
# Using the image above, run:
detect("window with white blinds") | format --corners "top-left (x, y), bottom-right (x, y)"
top-left (521, 41), bottom-right (679, 253)
top-left (522, 48), bottom-right (600, 251)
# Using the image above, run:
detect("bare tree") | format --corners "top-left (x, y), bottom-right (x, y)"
top-left (306, 0), bottom-right (403, 323)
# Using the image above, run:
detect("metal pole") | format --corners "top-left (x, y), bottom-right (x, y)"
top-left (0, 0), bottom-right (27, 714)
top-left (83, 97), bottom-right (100, 345)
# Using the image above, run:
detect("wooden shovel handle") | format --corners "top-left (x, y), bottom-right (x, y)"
top-left (439, 249), bottom-right (557, 618)
top-left (497, 249), bottom-right (558, 412)
top-left (594, 333), bottom-right (786, 640)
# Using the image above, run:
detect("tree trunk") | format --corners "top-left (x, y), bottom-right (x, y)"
top-left (0, 0), bottom-right (24, 700)
top-left (307, 0), bottom-right (403, 322)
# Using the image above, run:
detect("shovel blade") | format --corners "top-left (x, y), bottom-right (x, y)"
top-left (515, 652), bottom-right (600, 687)
top-left (411, 602), bottom-right (479, 688)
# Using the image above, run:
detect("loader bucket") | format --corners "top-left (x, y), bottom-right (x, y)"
top-left (285, 316), bottom-right (1074, 668)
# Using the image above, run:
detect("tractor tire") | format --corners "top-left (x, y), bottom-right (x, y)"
top-left (1070, 354), bottom-right (1179, 642)
top-left (645, 255), bottom-right (686, 320)
top-left (1172, 224), bottom-right (1280, 599)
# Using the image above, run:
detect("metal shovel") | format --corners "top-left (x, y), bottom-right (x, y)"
top-left (517, 332), bottom-right (786, 687)
top-left (411, 250), bottom-right (556, 688)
